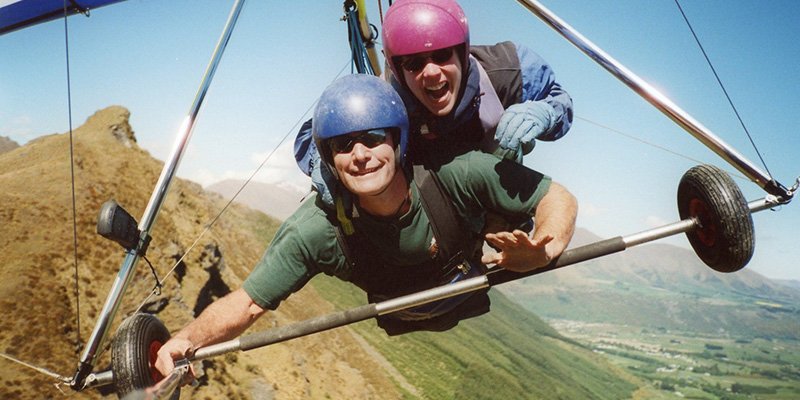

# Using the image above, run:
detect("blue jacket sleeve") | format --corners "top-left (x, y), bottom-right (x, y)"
top-left (294, 118), bottom-right (315, 176)
top-left (516, 43), bottom-right (573, 141)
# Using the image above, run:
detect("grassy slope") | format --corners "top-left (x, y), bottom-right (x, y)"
top-left (0, 107), bottom-right (408, 399)
top-left (311, 276), bottom-right (639, 399)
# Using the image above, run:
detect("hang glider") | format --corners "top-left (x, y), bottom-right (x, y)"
top-left (2, 0), bottom-right (796, 399)
top-left (0, 0), bottom-right (125, 35)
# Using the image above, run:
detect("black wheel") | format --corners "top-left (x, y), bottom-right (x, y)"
top-left (677, 164), bottom-right (754, 272)
top-left (112, 313), bottom-right (179, 399)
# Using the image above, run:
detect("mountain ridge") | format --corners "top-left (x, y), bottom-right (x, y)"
top-left (0, 135), bottom-right (19, 154)
top-left (206, 178), bottom-right (307, 221)
top-left (1, 106), bottom-right (642, 399)
top-left (501, 228), bottom-right (800, 339)
top-left (0, 106), bottom-right (408, 399)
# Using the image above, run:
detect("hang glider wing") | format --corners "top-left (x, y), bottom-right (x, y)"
top-left (0, 0), bottom-right (125, 35)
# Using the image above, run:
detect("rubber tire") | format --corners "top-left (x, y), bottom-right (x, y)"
top-left (112, 313), bottom-right (179, 399)
top-left (677, 164), bottom-right (754, 273)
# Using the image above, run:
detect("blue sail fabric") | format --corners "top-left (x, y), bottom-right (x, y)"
top-left (0, 0), bottom-right (125, 35)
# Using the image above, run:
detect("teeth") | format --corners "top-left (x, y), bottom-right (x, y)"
top-left (425, 82), bottom-right (446, 91)
top-left (354, 167), bottom-right (378, 176)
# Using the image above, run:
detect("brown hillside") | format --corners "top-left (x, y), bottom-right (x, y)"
top-left (0, 135), bottom-right (19, 154)
top-left (0, 106), bottom-right (405, 399)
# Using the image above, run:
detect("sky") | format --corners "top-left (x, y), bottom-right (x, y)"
top-left (1, 0), bottom-right (798, 281)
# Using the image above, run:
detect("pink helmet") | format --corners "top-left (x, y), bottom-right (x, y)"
top-left (382, 0), bottom-right (469, 86)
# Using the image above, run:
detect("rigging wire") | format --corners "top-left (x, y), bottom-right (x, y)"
top-left (673, 0), bottom-right (773, 179)
top-left (63, 0), bottom-right (82, 350)
top-left (0, 2), bottom-right (93, 389)
top-left (575, 115), bottom-right (747, 182)
top-left (132, 60), bottom-right (354, 314)
top-left (133, 5), bottom-right (378, 311)
top-left (0, 353), bottom-right (71, 383)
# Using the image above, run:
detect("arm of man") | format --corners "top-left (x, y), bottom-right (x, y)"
top-left (154, 288), bottom-right (266, 376)
top-left (489, 43), bottom-right (574, 159)
top-left (482, 182), bottom-right (577, 272)
top-left (153, 198), bottom-right (337, 377)
top-left (517, 44), bottom-right (573, 141)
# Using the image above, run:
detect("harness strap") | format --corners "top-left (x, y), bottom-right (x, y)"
top-left (333, 166), bottom-right (472, 272)
top-left (412, 164), bottom-right (472, 263)
top-left (331, 165), bottom-right (472, 270)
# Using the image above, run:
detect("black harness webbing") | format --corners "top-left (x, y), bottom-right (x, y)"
top-left (334, 165), bottom-right (472, 271)
top-left (331, 165), bottom-right (490, 335)
top-left (411, 164), bottom-right (472, 263)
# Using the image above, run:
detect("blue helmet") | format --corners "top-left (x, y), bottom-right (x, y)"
top-left (312, 74), bottom-right (409, 179)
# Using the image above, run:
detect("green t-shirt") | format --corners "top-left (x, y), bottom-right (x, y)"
top-left (243, 150), bottom-right (551, 310)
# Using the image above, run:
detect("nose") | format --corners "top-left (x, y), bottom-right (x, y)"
top-left (421, 60), bottom-right (442, 77)
top-left (351, 142), bottom-right (371, 161)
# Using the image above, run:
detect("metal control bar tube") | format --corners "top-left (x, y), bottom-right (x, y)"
top-left (515, 0), bottom-right (792, 199)
top-left (119, 359), bottom-right (190, 400)
top-left (488, 197), bottom-right (779, 286)
top-left (85, 196), bottom-right (780, 390)
top-left (71, 0), bottom-right (247, 390)
top-left (182, 196), bottom-right (780, 363)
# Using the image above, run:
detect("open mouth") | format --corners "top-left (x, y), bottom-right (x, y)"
top-left (425, 81), bottom-right (449, 100)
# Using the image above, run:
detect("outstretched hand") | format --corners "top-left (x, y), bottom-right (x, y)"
top-left (154, 337), bottom-right (197, 384)
top-left (481, 229), bottom-right (554, 272)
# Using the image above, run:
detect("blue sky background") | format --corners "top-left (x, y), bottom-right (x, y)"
top-left (1, 0), bottom-right (798, 280)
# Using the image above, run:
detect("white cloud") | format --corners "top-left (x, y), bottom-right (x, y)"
top-left (0, 114), bottom-right (35, 142)
top-left (578, 202), bottom-right (603, 218)
top-left (248, 142), bottom-right (310, 190)
top-left (645, 215), bottom-right (669, 228)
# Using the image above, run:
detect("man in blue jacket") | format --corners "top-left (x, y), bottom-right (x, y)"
top-left (295, 0), bottom-right (573, 209)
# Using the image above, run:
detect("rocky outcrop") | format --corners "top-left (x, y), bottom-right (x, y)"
top-left (0, 136), bottom-right (19, 154)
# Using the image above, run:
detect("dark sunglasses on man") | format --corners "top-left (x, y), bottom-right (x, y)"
top-left (400, 47), bottom-right (455, 73)
top-left (328, 128), bottom-right (394, 154)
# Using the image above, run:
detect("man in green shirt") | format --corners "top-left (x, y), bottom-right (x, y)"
top-left (155, 74), bottom-right (577, 377)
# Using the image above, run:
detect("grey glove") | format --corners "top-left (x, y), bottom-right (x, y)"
top-left (495, 100), bottom-right (557, 155)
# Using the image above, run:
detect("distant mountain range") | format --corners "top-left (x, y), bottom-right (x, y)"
top-left (500, 228), bottom-right (800, 340)
top-left (775, 279), bottom-right (800, 290)
top-left (205, 178), bottom-right (307, 221)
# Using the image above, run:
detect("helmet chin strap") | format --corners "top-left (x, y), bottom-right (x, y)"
top-left (335, 196), bottom-right (355, 235)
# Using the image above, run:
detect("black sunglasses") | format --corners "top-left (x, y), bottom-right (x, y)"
top-left (328, 128), bottom-right (393, 154)
top-left (400, 47), bottom-right (455, 73)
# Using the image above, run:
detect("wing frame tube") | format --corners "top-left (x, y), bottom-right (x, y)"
top-left (514, 0), bottom-right (793, 200)
top-left (70, 0), bottom-right (248, 390)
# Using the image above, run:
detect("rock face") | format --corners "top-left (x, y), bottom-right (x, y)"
top-left (0, 106), bottom-right (405, 399)
top-left (0, 136), bottom-right (19, 154)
